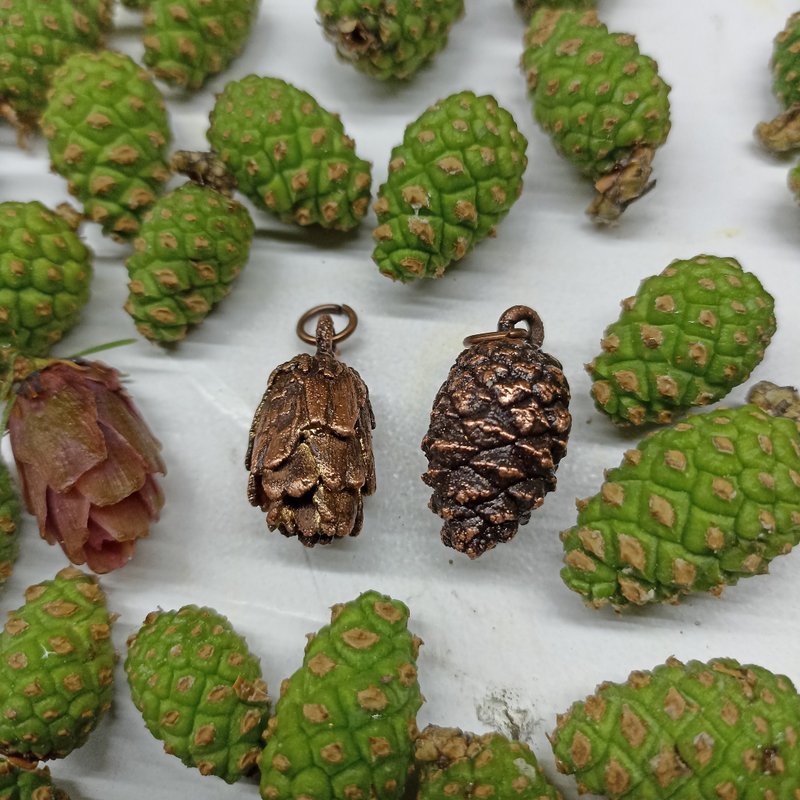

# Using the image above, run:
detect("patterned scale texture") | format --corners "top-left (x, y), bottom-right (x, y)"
top-left (588, 255), bottom-right (776, 427)
top-left (0, 759), bottom-right (69, 800)
top-left (0, 568), bottom-right (115, 762)
top-left (551, 657), bottom-right (800, 800)
top-left (124, 183), bottom-right (254, 343)
top-left (208, 76), bottom-right (372, 231)
top-left (415, 726), bottom-right (562, 800)
top-left (372, 91), bottom-right (527, 282)
top-left (422, 337), bottom-right (571, 558)
top-left (259, 591), bottom-right (423, 800)
top-left (0, 462), bottom-right (19, 596)
top-left (41, 51), bottom-right (172, 241)
top-left (0, 202), bottom-right (92, 358)
top-left (521, 8), bottom-right (670, 179)
top-left (142, 0), bottom-right (259, 91)
top-left (125, 605), bottom-right (270, 784)
top-left (561, 404), bottom-right (800, 609)
top-left (0, 0), bottom-right (112, 132)
top-left (315, 0), bottom-right (464, 81)
top-left (769, 12), bottom-right (800, 110)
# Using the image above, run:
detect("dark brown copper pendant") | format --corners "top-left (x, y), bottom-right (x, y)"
top-left (421, 306), bottom-right (571, 559)
top-left (246, 304), bottom-right (376, 546)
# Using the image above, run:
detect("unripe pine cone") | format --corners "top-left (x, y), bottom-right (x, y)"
top-left (0, 568), bottom-right (115, 763)
top-left (551, 657), bottom-right (800, 798)
top-left (422, 307), bottom-right (571, 558)
top-left (0, 462), bottom-right (19, 595)
top-left (125, 605), bottom-right (270, 783)
top-left (0, 758), bottom-right (70, 799)
top-left (562, 382), bottom-right (800, 609)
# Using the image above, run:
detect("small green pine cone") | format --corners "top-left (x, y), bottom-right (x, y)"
top-left (0, 0), bottom-right (112, 138)
top-left (522, 8), bottom-right (671, 222)
top-left (316, 0), bottom-right (464, 81)
top-left (588, 255), bottom-right (776, 427)
top-left (0, 567), bottom-right (115, 762)
top-left (561, 397), bottom-right (800, 609)
top-left (0, 759), bottom-right (69, 800)
top-left (125, 605), bottom-right (270, 783)
top-left (259, 591), bottom-right (423, 800)
top-left (551, 657), bottom-right (800, 799)
top-left (0, 202), bottom-right (92, 359)
top-left (757, 12), bottom-right (800, 153)
top-left (208, 76), bottom-right (372, 231)
top-left (142, 0), bottom-right (259, 91)
top-left (372, 91), bottom-right (528, 282)
top-left (124, 183), bottom-right (254, 343)
top-left (415, 726), bottom-right (561, 800)
top-left (0, 462), bottom-right (20, 595)
top-left (41, 51), bottom-right (172, 241)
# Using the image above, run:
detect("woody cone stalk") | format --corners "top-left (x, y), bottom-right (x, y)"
top-left (6, 355), bottom-right (165, 572)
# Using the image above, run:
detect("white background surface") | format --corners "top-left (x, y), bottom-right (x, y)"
top-left (1, 1), bottom-right (799, 797)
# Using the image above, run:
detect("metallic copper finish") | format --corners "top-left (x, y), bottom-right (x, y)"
top-left (422, 307), bottom-right (571, 559)
top-left (296, 304), bottom-right (358, 347)
top-left (246, 310), bottom-right (375, 547)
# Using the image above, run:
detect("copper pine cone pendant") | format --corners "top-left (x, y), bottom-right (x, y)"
top-left (421, 306), bottom-right (572, 558)
top-left (246, 304), bottom-right (376, 546)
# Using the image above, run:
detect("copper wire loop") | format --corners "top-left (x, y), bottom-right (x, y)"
top-left (297, 304), bottom-right (358, 346)
top-left (463, 305), bottom-right (545, 348)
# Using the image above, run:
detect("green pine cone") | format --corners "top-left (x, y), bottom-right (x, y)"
top-left (551, 657), bottom-right (800, 799)
top-left (142, 0), bottom-right (260, 91)
top-left (588, 255), bottom-right (776, 427)
top-left (0, 462), bottom-right (20, 595)
top-left (757, 12), bottom-right (800, 153)
top-left (0, 0), bottom-right (112, 138)
top-left (259, 591), bottom-right (423, 800)
top-left (315, 0), bottom-right (464, 81)
top-left (561, 398), bottom-right (800, 609)
top-left (208, 76), bottom-right (372, 231)
top-left (125, 605), bottom-right (270, 783)
top-left (124, 182), bottom-right (254, 343)
top-left (0, 567), bottom-right (115, 762)
top-left (522, 8), bottom-right (671, 222)
top-left (415, 726), bottom-right (561, 800)
top-left (0, 759), bottom-right (69, 800)
top-left (372, 91), bottom-right (528, 282)
top-left (0, 202), bottom-right (92, 359)
top-left (41, 51), bottom-right (172, 241)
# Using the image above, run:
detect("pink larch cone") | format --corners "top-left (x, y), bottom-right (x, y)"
top-left (7, 359), bottom-right (165, 573)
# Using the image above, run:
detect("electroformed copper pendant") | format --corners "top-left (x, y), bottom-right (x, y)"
top-left (246, 304), bottom-right (376, 546)
top-left (421, 306), bottom-right (571, 558)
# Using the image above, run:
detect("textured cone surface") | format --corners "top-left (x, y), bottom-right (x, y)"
top-left (259, 591), bottom-right (423, 800)
top-left (0, 463), bottom-right (20, 596)
top-left (0, 202), bottom-right (92, 359)
top-left (246, 328), bottom-right (376, 546)
top-left (0, 568), bottom-right (115, 761)
top-left (415, 725), bottom-right (561, 800)
top-left (522, 9), bottom-right (670, 218)
top-left (373, 92), bottom-right (527, 282)
top-left (41, 51), bottom-right (172, 241)
top-left (142, 0), bottom-right (259, 91)
top-left (421, 338), bottom-right (571, 558)
top-left (125, 605), bottom-right (270, 783)
top-left (551, 657), bottom-right (800, 799)
top-left (757, 12), bottom-right (800, 153)
top-left (208, 76), bottom-right (372, 231)
top-left (561, 404), bottom-right (800, 608)
top-left (0, 0), bottom-right (112, 135)
top-left (125, 183), bottom-right (254, 343)
top-left (316, 0), bottom-right (464, 81)
top-left (588, 255), bottom-right (776, 427)
top-left (0, 759), bottom-right (69, 800)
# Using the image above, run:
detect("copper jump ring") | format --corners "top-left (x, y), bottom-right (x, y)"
top-left (297, 304), bottom-right (358, 346)
top-left (463, 305), bottom-right (545, 349)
